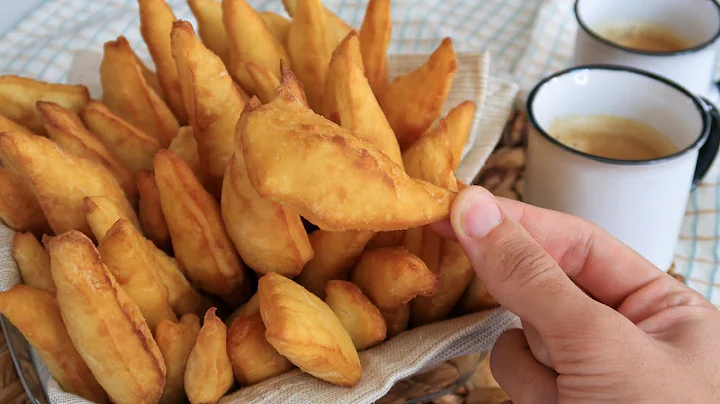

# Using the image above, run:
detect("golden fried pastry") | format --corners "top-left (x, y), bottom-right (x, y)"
top-left (150, 241), bottom-right (211, 317)
top-left (130, 49), bottom-right (165, 101)
top-left (83, 196), bottom-right (141, 241)
top-left (279, 61), bottom-right (310, 107)
top-left (138, 0), bottom-right (188, 124)
top-left (239, 93), bottom-right (456, 232)
top-left (224, 292), bottom-right (259, 326)
top-left (0, 167), bottom-right (48, 234)
top-left (155, 313), bottom-right (201, 404)
top-left (366, 230), bottom-right (406, 249)
top-left (287, 0), bottom-right (331, 112)
top-left (460, 275), bottom-right (499, 313)
top-left (259, 11), bottom-right (292, 45)
top-left (295, 230), bottom-right (373, 298)
top-left (154, 149), bottom-right (249, 304)
top-left (0, 131), bottom-right (137, 237)
top-left (445, 100), bottom-right (476, 170)
top-left (281, 0), bottom-right (353, 51)
top-left (171, 20), bottom-right (245, 196)
top-left (98, 219), bottom-right (178, 330)
top-left (0, 115), bottom-right (34, 135)
top-left (325, 280), bottom-right (387, 350)
top-left (324, 31), bottom-right (364, 124)
top-left (380, 304), bottom-right (410, 338)
top-left (81, 100), bottom-right (161, 175)
top-left (168, 126), bottom-right (204, 183)
top-left (12, 232), bottom-right (54, 291)
top-left (222, 98), bottom-right (313, 277)
top-left (188, 0), bottom-right (231, 65)
top-left (242, 61), bottom-right (281, 104)
top-left (351, 247), bottom-right (437, 311)
top-left (185, 308), bottom-right (234, 404)
top-left (412, 240), bottom-right (474, 325)
top-left (0, 75), bottom-right (89, 135)
top-left (380, 38), bottom-right (457, 149)
top-left (37, 100), bottom-right (136, 202)
top-left (359, 0), bottom-right (391, 97)
top-left (227, 314), bottom-right (294, 385)
top-left (48, 231), bottom-right (165, 404)
top-left (402, 120), bottom-right (456, 188)
top-left (100, 36), bottom-right (179, 147)
top-left (222, 0), bottom-right (290, 97)
top-left (0, 285), bottom-right (108, 403)
top-left (258, 272), bottom-right (362, 386)
top-left (136, 170), bottom-right (171, 250)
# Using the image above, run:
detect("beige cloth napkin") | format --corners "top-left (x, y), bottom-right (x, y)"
top-left (0, 51), bottom-right (521, 404)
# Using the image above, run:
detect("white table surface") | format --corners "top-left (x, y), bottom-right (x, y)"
top-left (0, 0), bottom-right (46, 37)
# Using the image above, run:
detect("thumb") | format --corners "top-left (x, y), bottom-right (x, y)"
top-left (451, 186), bottom-right (606, 335)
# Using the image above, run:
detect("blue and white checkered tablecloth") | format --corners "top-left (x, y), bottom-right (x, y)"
top-left (1, 0), bottom-right (719, 305)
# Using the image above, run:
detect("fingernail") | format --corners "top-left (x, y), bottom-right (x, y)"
top-left (457, 188), bottom-right (503, 238)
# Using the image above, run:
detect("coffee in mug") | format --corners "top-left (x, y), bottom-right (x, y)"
top-left (547, 115), bottom-right (679, 161)
top-left (595, 22), bottom-right (691, 53)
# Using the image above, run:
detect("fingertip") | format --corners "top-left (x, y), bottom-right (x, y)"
top-left (451, 186), bottom-right (503, 239)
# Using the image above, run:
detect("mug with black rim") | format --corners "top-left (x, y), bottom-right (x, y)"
top-left (525, 65), bottom-right (720, 272)
top-left (573, 0), bottom-right (720, 100)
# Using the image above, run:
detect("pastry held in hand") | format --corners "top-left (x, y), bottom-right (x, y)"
top-left (325, 280), bottom-right (387, 350)
top-left (47, 231), bottom-right (165, 404)
top-left (0, 131), bottom-right (136, 238)
top-left (156, 314), bottom-right (201, 404)
top-left (0, 285), bottom-right (108, 403)
top-left (258, 272), bottom-right (362, 386)
top-left (12, 232), bottom-right (54, 291)
top-left (239, 92), bottom-right (457, 232)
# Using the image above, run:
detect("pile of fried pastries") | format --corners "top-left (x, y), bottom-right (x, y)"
top-left (0, 0), bottom-right (500, 403)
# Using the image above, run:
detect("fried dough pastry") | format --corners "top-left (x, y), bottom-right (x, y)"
top-left (366, 230), bottom-right (406, 249)
top-left (0, 75), bottom-right (89, 135)
top-left (381, 304), bottom-right (410, 338)
top-left (239, 93), bottom-right (456, 232)
top-left (380, 38), bottom-right (457, 149)
top-left (287, 0), bottom-right (331, 112)
top-left (168, 126), bottom-right (204, 183)
top-left (278, 61), bottom-right (309, 107)
top-left (185, 308), bottom-right (234, 404)
top-left (0, 285), bottom-right (108, 403)
top-left (83, 196), bottom-right (141, 241)
top-left (460, 275), bottom-right (499, 313)
top-left (38, 101), bottom-right (136, 202)
top-left (0, 167), bottom-right (48, 234)
top-left (188, 0), bottom-right (231, 65)
top-left (445, 100), bottom-right (476, 170)
top-left (325, 280), bottom-right (387, 350)
top-left (154, 149), bottom-right (248, 304)
top-left (131, 49), bottom-right (165, 100)
top-left (48, 231), bottom-right (165, 404)
top-left (227, 313), bottom-right (294, 385)
top-left (402, 119), bottom-right (455, 188)
top-left (324, 31), bottom-right (364, 124)
top-left (100, 36), bottom-right (179, 147)
top-left (12, 232), bottom-right (54, 291)
top-left (138, 0), bottom-right (188, 124)
top-left (171, 20), bottom-right (245, 196)
top-left (81, 100), bottom-right (161, 175)
top-left (358, 0), bottom-right (391, 97)
top-left (242, 61), bottom-right (281, 104)
top-left (222, 0), bottom-right (290, 97)
top-left (295, 230), bottom-right (373, 298)
top-left (150, 242), bottom-right (211, 317)
top-left (258, 272), bottom-right (361, 386)
top-left (0, 115), bottom-right (34, 135)
top-left (136, 170), bottom-right (171, 249)
top-left (98, 219), bottom-right (178, 330)
top-left (225, 292), bottom-right (259, 326)
top-left (222, 98), bottom-right (312, 277)
top-left (281, 0), bottom-right (353, 51)
top-left (260, 11), bottom-right (292, 45)
top-left (0, 131), bottom-right (137, 237)
top-left (156, 313), bottom-right (201, 404)
top-left (351, 247), bottom-right (437, 311)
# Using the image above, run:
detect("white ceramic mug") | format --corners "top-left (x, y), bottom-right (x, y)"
top-left (525, 66), bottom-right (720, 271)
top-left (573, 0), bottom-right (720, 98)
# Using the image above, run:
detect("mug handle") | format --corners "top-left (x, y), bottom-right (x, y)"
top-left (694, 97), bottom-right (720, 186)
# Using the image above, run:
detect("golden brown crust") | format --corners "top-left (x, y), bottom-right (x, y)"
top-left (259, 11), bottom-right (292, 46)
top-left (156, 313), bottom-right (201, 403)
top-left (0, 75), bottom-right (89, 135)
top-left (379, 37), bottom-right (457, 149)
top-left (0, 285), bottom-right (108, 402)
top-left (12, 232), bottom-right (54, 291)
top-left (351, 247), bottom-right (438, 311)
top-left (188, 0), bottom-right (231, 65)
top-left (184, 308), bottom-right (234, 403)
top-left (100, 36), bottom-right (179, 147)
top-left (324, 31), bottom-right (363, 124)
top-left (0, 131), bottom-right (137, 238)
top-left (402, 120), bottom-right (456, 189)
top-left (227, 313), bottom-right (294, 385)
top-left (0, 166), bottom-right (48, 234)
top-left (168, 126), bottom-right (204, 183)
top-left (225, 292), bottom-right (260, 326)
top-left (358, 0), bottom-right (391, 97)
top-left (48, 231), bottom-right (165, 404)
top-left (258, 272), bottom-right (361, 386)
top-left (325, 280), bottom-right (387, 350)
top-left (281, 0), bottom-right (353, 51)
top-left (135, 170), bottom-right (171, 250)
top-left (279, 61), bottom-right (309, 107)
top-left (381, 304), bottom-right (410, 338)
top-left (444, 100), bottom-right (477, 170)
top-left (0, 114), bottom-right (35, 136)
top-left (83, 196), bottom-right (142, 242)
top-left (243, 61), bottom-right (281, 104)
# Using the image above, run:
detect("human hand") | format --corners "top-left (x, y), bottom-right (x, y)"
top-left (433, 186), bottom-right (720, 403)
